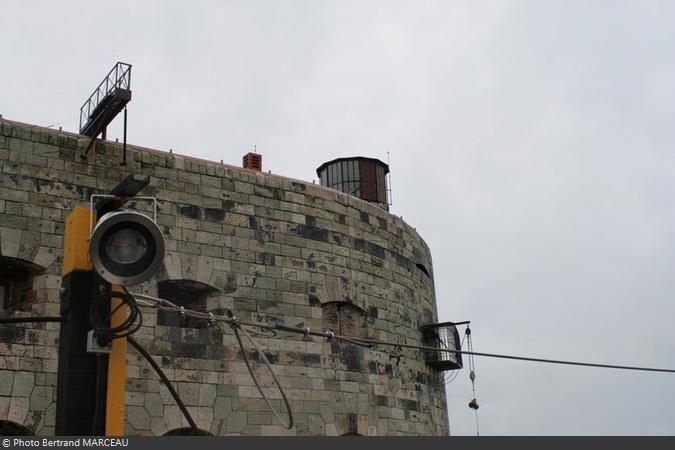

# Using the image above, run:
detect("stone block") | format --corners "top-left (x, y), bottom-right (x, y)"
top-left (127, 405), bottom-right (151, 430)
top-left (150, 416), bottom-right (168, 436)
top-left (0, 370), bottom-right (14, 395)
top-left (0, 397), bottom-right (9, 418)
top-left (145, 393), bottom-right (164, 417)
top-left (176, 382), bottom-right (200, 406)
top-left (162, 251), bottom-right (182, 280)
top-left (198, 383), bottom-right (217, 406)
top-left (225, 411), bottom-right (247, 432)
top-left (44, 402), bottom-right (56, 427)
top-left (307, 414), bottom-right (326, 435)
top-left (260, 425), bottom-right (297, 436)
top-left (247, 411), bottom-right (272, 425)
top-left (163, 405), bottom-right (182, 431)
top-left (40, 233), bottom-right (62, 248)
top-left (213, 396), bottom-right (232, 419)
top-left (9, 397), bottom-right (29, 424)
top-left (29, 385), bottom-right (53, 411)
top-left (26, 154), bottom-right (47, 167)
top-left (186, 406), bottom-right (213, 430)
top-left (0, 227), bottom-right (23, 257)
top-left (12, 371), bottom-right (35, 397)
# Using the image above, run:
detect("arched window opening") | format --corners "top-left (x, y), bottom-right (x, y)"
top-left (163, 427), bottom-right (212, 436)
top-left (322, 301), bottom-right (366, 339)
top-left (0, 420), bottom-right (35, 436)
top-left (0, 257), bottom-right (44, 312)
top-left (156, 280), bottom-right (219, 328)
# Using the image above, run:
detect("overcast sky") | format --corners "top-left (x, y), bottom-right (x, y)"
top-left (2, 0), bottom-right (675, 436)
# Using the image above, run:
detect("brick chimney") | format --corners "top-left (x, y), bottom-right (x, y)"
top-left (242, 152), bottom-right (262, 171)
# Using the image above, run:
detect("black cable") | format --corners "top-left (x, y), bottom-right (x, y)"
top-left (127, 336), bottom-right (198, 431)
top-left (336, 336), bottom-right (675, 374)
top-left (0, 316), bottom-right (62, 324)
top-left (89, 288), bottom-right (143, 343)
top-left (135, 292), bottom-right (675, 375)
top-left (3, 313), bottom-right (195, 431)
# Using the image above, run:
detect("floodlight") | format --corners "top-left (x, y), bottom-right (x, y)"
top-left (89, 210), bottom-right (164, 286)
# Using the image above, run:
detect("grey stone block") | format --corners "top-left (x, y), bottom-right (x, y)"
top-left (12, 371), bottom-right (34, 397)
top-left (127, 405), bottom-right (151, 430)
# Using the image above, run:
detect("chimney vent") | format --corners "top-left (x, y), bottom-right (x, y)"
top-left (243, 152), bottom-right (262, 171)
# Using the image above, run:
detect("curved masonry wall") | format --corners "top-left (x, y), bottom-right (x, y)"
top-left (0, 120), bottom-right (448, 436)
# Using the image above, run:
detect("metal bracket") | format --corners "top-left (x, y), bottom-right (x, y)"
top-left (88, 194), bottom-right (158, 240)
top-left (86, 330), bottom-right (112, 354)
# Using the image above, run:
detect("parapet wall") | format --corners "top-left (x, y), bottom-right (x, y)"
top-left (0, 119), bottom-right (447, 436)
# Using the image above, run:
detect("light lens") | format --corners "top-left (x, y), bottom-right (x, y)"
top-left (90, 209), bottom-right (165, 286)
top-left (104, 228), bottom-right (148, 264)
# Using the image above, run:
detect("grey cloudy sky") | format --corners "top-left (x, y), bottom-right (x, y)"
top-left (2, 0), bottom-right (675, 435)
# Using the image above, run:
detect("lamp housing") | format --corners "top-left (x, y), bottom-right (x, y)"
top-left (89, 209), bottom-right (164, 286)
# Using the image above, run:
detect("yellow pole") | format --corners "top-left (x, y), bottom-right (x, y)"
top-left (63, 206), bottom-right (93, 275)
top-left (105, 284), bottom-right (128, 436)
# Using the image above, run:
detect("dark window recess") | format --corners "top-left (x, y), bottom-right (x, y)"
top-left (163, 427), bottom-right (213, 436)
top-left (156, 280), bottom-right (219, 328)
top-left (0, 257), bottom-right (43, 312)
top-left (416, 263), bottom-right (430, 278)
top-left (322, 301), bottom-right (366, 339)
top-left (0, 281), bottom-right (9, 310)
top-left (0, 420), bottom-right (35, 436)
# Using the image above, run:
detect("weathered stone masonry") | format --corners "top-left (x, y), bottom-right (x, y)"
top-left (0, 119), bottom-right (448, 436)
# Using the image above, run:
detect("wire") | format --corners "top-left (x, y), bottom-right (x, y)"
top-left (127, 336), bottom-right (198, 431)
top-left (466, 327), bottom-right (480, 436)
top-left (0, 316), bottom-right (62, 324)
top-left (228, 316), bottom-right (294, 429)
top-left (89, 288), bottom-right (143, 343)
top-left (0, 311), bottom-right (197, 431)
top-left (130, 292), bottom-right (675, 374)
top-left (7, 307), bottom-right (675, 438)
top-left (336, 336), bottom-right (675, 374)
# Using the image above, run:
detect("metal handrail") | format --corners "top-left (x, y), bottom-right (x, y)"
top-left (79, 62), bottom-right (132, 132)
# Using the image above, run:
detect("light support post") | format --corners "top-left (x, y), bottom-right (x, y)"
top-left (105, 285), bottom-right (127, 436)
top-left (57, 174), bottom-right (164, 436)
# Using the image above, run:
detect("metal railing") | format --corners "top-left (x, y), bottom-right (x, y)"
top-left (79, 62), bottom-right (132, 133)
top-left (421, 321), bottom-right (463, 370)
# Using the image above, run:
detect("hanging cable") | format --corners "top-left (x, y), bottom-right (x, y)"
top-left (127, 336), bottom-right (198, 431)
top-left (130, 292), bottom-right (675, 374)
top-left (466, 326), bottom-right (480, 436)
top-left (228, 313), bottom-right (294, 429)
top-left (332, 334), bottom-right (675, 374)
top-left (89, 287), bottom-right (143, 343)
top-left (6, 307), bottom-right (675, 438)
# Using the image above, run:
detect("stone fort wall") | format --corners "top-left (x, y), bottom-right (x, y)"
top-left (0, 119), bottom-right (447, 436)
